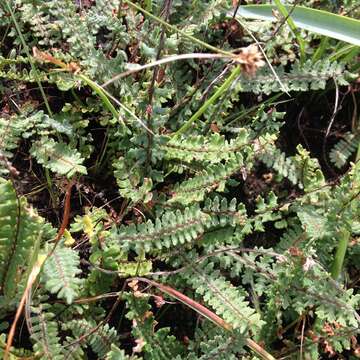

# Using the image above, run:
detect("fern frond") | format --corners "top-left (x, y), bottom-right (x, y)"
top-left (330, 132), bottom-right (360, 168)
top-left (60, 337), bottom-right (85, 360)
top-left (162, 130), bottom-right (249, 164)
top-left (42, 247), bottom-right (82, 304)
top-left (113, 206), bottom-right (211, 253)
top-left (0, 61), bottom-right (77, 90)
top-left (179, 259), bottom-right (264, 333)
top-left (0, 333), bottom-right (33, 359)
top-left (297, 205), bottom-right (330, 240)
top-left (30, 137), bottom-right (87, 177)
top-left (0, 178), bottom-right (46, 302)
top-left (186, 325), bottom-right (246, 360)
top-left (237, 59), bottom-right (354, 94)
top-left (0, 111), bottom-right (74, 168)
top-left (0, 116), bottom-right (23, 161)
top-left (203, 196), bottom-right (247, 228)
top-left (105, 344), bottom-right (139, 360)
top-left (125, 295), bottom-right (185, 360)
top-left (212, 247), bottom-right (278, 296)
top-left (276, 221), bottom-right (305, 251)
top-left (0, 63), bottom-right (50, 83)
top-left (29, 304), bottom-right (63, 360)
top-left (169, 154), bottom-right (244, 205)
top-left (266, 254), bottom-right (360, 330)
top-left (63, 319), bottom-right (119, 358)
top-left (113, 157), bottom-right (153, 203)
top-left (260, 144), bottom-right (325, 190)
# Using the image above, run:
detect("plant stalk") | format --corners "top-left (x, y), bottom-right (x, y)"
top-left (273, 0), bottom-right (306, 64)
top-left (330, 228), bottom-right (350, 280)
top-left (174, 66), bottom-right (242, 137)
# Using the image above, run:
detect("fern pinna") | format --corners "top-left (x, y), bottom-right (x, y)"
top-left (0, 178), bottom-right (47, 308)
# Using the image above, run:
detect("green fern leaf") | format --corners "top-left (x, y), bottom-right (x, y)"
top-left (260, 144), bottom-right (325, 190)
top-left (330, 132), bottom-right (360, 168)
top-left (63, 320), bottom-right (119, 358)
top-left (42, 247), bottom-right (83, 304)
top-left (30, 137), bottom-right (87, 177)
top-left (0, 178), bottom-right (47, 303)
top-left (237, 59), bottom-right (354, 94)
top-left (113, 157), bottom-right (153, 203)
top-left (162, 130), bottom-right (249, 164)
top-left (297, 206), bottom-right (330, 240)
top-left (169, 154), bottom-right (244, 205)
top-left (276, 222), bottom-right (305, 251)
top-left (203, 196), bottom-right (247, 228)
top-left (113, 206), bottom-right (211, 253)
top-left (30, 304), bottom-right (64, 360)
top-left (125, 295), bottom-right (185, 359)
top-left (179, 259), bottom-right (264, 333)
top-left (0, 333), bottom-right (33, 359)
top-left (186, 326), bottom-right (246, 360)
top-left (105, 344), bottom-right (139, 360)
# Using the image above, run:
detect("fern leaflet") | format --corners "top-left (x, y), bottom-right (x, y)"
top-left (112, 206), bottom-right (211, 253)
top-left (42, 247), bottom-right (83, 304)
top-left (30, 137), bottom-right (87, 177)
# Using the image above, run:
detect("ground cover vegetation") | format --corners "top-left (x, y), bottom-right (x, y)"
top-left (0, 0), bottom-right (360, 358)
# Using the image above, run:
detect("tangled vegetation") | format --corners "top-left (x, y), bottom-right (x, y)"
top-left (0, 0), bottom-right (360, 359)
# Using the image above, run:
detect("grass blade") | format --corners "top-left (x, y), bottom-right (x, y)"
top-left (273, 0), bottom-right (306, 63)
top-left (237, 5), bottom-right (360, 46)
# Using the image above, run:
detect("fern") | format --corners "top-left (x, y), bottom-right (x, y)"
top-left (125, 294), bottom-right (185, 360)
top-left (112, 206), bottom-right (211, 253)
top-left (30, 137), bottom-right (87, 177)
top-left (237, 59), bottom-right (355, 94)
top-left (329, 131), bottom-right (360, 168)
top-left (276, 221), bottom-right (305, 251)
top-left (260, 144), bottom-right (325, 190)
top-left (42, 247), bottom-right (83, 304)
top-left (203, 196), bottom-right (247, 228)
top-left (0, 115), bottom-right (24, 160)
top-left (263, 253), bottom-right (360, 330)
top-left (186, 325), bottom-right (246, 360)
top-left (29, 303), bottom-right (63, 360)
top-left (2, 0), bottom-right (360, 357)
top-left (0, 333), bottom-right (33, 359)
top-left (297, 205), bottom-right (330, 240)
top-left (177, 258), bottom-right (264, 333)
top-left (105, 345), bottom-right (139, 360)
top-left (0, 105), bottom-right (83, 177)
top-left (63, 319), bottom-right (119, 358)
top-left (113, 157), bottom-right (153, 203)
top-left (0, 178), bottom-right (48, 305)
top-left (0, 110), bottom-right (74, 156)
top-left (169, 153), bottom-right (245, 205)
top-left (162, 130), bottom-right (249, 164)
top-left (0, 58), bottom-right (77, 90)
top-left (61, 336), bottom-right (85, 360)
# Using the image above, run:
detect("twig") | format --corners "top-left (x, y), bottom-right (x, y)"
top-left (102, 53), bottom-right (232, 87)
top-left (4, 255), bottom-right (46, 360)
top-left (297, 107), bottom-right (311, 150)
top-left (322, 79), bottom-right (352, 176)
top-left (350, 86), bottom-right (358, 132)
top-left (325, 79), bottom-right (340, 139)
top-left (49, 179), bottom-right (75, 256)
top-left (299, 315), bottom-right (306, 360)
